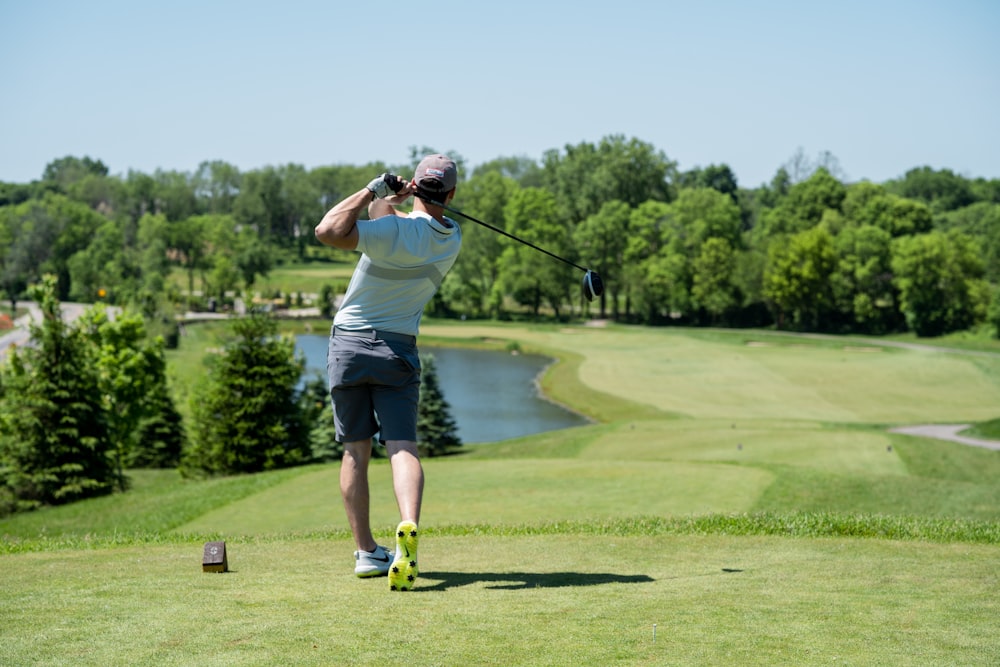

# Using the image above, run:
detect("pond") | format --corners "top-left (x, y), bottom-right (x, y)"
top-left (295, 336), bottom-right (589, 444)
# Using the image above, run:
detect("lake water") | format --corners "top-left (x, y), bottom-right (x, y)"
top-left (295, 336), bottom-right (589, 444)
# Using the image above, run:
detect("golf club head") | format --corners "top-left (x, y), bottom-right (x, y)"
top-left (582, 270), bottom-right (604, 302)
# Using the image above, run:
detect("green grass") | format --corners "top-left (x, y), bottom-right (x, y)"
top-left (3, 320), bottom-right (1000, 665)
top-left (966, 417), bottom-right (1000, 440)
top-left (254, 261), bottom-right (355, 296)
top-left (2, 532), bottom-right (997, 666)
top-left (884, 325), bottom-right (1000, 354)
top-left (168, 261), bottom-right (356, 299)
top-left (166, 320), bottom-right (233, 422)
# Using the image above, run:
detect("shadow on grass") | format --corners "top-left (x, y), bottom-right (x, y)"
top-left (416, 571), bottom-right (654, 591)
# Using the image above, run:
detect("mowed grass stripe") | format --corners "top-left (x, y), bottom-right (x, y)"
top-left (171, 458), bottom-right (775, 535)
top-left (577, 418), bottom-right (908, 475)
top-left (5, 511), bottom-right (999, 554)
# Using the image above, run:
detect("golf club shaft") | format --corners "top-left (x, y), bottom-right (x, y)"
top-left (415, 192), bottom-right (589, 273)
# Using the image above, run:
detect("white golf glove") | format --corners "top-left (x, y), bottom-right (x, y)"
top-left (367, 173), bottom-right (405, 199)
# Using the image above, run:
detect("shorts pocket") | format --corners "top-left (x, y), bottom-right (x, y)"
top-left (328, 341), bottom-right (361, 388)
top-left (385, 339), bottom-right (421, 375)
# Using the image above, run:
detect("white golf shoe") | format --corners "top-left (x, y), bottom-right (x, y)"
top-left (354, 545), bottom-right (394, 578)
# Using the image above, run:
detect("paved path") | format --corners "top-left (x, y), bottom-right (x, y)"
top-left (0, 302), bottom-right (323, 360)
top-left (0, 302), bottom-right (115, 361)
top-left (0, 306), bottom-right (37, 359)
top-left (889, 424), bottom-right (1000, 451)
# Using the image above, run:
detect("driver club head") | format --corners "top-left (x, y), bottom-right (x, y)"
top-left (582, 270), bottom-right (604, 302)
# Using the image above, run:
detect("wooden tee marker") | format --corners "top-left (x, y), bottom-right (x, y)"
top-left (202, 541), bottom-right (228, 573)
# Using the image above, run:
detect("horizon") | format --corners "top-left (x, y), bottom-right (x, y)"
top-left (2, 1), bottom-right (998, 188)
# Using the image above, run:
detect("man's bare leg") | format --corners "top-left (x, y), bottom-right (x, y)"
top-left (340, 439), bottom-right (377, 552)
top-left (385, 439), bottom-right (423, 591)
top-left (385, 440), bottom-right (423, 523)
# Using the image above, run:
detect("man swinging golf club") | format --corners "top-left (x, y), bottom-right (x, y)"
top-left (315, 154), bottom-right (462, 591)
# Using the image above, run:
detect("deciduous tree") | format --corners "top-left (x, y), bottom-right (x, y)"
top-left (887, 166), bottom-right (976, 212)
top-left (499, 188), bottom-right (574, 318)
top-left (78, 305), bottom-right (176, 485)
top-left (763, 224), bottom-right (837, 329)
top-left (760, 168), bottom-right (846, 237)
top-left (542, 135), bottom-right (674, 225)
top-left (692, 237), bottom-right (737, 323)
top-left (446, 171), bottom-right (517, 317)
top-left (576, 200), bottom-right (630, 319)
top-left (891, 231), bottom-right (986, 336)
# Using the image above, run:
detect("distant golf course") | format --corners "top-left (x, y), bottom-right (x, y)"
top-left (2, 321), bottom-right (999, 666)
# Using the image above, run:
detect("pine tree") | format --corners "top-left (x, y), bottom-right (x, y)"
top-left (130, 380), bottom-right (186, 468)
top-left (300, 373), bottom-right (343, 462)
top-left (416, 353), bottom-right (462, 457)
top-left (0, 275), bottom-right (115, 513)
top-left (182, 312), bottom-right (310, 475)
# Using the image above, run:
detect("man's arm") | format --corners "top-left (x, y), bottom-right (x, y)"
top-left (368, 181), bottom-right (416, 220)
top-left (314, 188), bottom-right (373, 250)
top-left (315, 174), bottom-right (413, 250)
top-left (368, 196), bottom-right (404, 220)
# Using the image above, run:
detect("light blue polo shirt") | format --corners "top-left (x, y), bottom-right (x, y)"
top-left (333, 211), bottom-right (461, 336)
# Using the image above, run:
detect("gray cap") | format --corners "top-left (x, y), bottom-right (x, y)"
top-left (414, 154), bottom-right (458, 194)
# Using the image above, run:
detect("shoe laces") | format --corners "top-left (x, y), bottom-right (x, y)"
top-left (356, 545), bottom-right (393, 560)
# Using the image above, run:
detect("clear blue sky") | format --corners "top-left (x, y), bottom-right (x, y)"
top-left (2, 0), bottom-right (997, 188)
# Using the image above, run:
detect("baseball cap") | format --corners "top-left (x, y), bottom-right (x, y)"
top-left (414, 154), bottom-right (458, 194)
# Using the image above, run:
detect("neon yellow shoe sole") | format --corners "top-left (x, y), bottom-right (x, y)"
top-left (389, 521), bottom-right (419, 592)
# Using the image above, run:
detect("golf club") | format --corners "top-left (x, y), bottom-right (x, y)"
top-left (414, 190), bottom-right (605, 302)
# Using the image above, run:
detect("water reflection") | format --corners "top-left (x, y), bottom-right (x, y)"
top-left (295, 336), bottom-right (588, 444)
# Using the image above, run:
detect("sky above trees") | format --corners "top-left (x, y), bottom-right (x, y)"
top-left (1, 0), bottom-right (997, 188)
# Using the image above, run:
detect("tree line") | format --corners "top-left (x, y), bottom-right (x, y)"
top-left (2, 136), bottom-right (998, 513)
top-left (2, 138), bottom-right (998, 337)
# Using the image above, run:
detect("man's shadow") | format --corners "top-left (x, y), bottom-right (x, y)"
top-left (414, 571), bottom-right (654, 592)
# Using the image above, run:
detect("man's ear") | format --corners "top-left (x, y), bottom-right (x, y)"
top-left (445, 188), bottom-right (456, 203)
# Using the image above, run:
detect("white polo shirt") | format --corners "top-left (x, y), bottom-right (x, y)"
top-left (333, 211), bottom-right (461, 336)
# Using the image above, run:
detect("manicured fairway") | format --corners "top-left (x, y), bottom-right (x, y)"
top-left (420, 323), bottom-right (1000, 423)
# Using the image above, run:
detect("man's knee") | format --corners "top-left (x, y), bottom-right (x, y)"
top-left (384, 440), bottom-right (420, 458)
top-left (343, 439), bottom-right (374, 463)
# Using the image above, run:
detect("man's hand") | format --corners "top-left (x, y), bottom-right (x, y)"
top-left (367, 173), bottom-right (406, 199)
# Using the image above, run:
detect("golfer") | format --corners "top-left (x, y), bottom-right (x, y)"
top-left (314, 154), bottom-right (461, 591)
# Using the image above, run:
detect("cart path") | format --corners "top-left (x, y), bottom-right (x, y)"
top-left (0, 302), bottom-right (116, 361)
top-left (889, 424), bottom-right (1000, 451)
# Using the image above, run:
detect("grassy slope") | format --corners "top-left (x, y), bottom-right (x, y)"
top-left (2, 320), bottom-right (1000, 665)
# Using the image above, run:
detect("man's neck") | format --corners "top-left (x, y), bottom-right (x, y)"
top-left (413, 198), bottom-right (448, 224)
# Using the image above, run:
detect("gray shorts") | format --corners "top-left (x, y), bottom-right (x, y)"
top-left (327, 331), bottom-right (422, 444)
